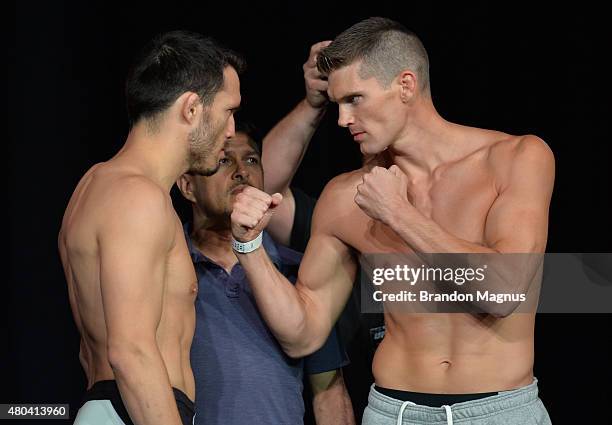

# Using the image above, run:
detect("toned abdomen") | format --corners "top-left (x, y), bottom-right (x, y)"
top-left (372, 313), bottom-right (535, 393)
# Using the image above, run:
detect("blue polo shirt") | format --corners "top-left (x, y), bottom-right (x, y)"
top-left (185, 226), bottom-right (349, 425)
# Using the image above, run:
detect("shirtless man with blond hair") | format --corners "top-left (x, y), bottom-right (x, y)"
top-left (230, 17), bottom-right (554, 424)
top-left (58, 31), bottom-right (242, 425)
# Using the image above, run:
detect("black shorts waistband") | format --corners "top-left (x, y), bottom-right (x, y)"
top-left (82, 380), bottom-right (194, 425)
top-left (374, 385), bottom-right (499, 408)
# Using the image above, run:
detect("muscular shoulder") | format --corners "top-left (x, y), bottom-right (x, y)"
top-left (488, 135), bottom-right (555, 189)
top-left (318, 170), bottom-right (363, 208)
top-left (108, 174), bottom-right (169, 211)
top-left (98, 174), bottom-right (174, 238)
top-left (489, 134), bottom-right (553, 161)
top-left (311, 170), bottom-right (363, 235)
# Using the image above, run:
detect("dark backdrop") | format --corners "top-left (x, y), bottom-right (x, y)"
top-left (10, 1), bottom-right (611, 423)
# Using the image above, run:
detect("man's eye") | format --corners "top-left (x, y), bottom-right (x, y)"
top-left (350, 95), bottom-right (362, 104)
top-left (219, 158), bottom-right (230, 165)
top-left (246, 157), bottom-right (259, 164)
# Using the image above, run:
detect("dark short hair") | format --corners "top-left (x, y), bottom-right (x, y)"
top-left (317, 17), bottom-right (430, 92)
top-left (125, 30), bottom-right (245, 125)
top-left (234, 119), bottom-right (262, 155)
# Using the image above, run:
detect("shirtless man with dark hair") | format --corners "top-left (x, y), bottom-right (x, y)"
top-left (230, 17), bottom-right (554, 424)
top-left (58, 31), bottom-right (242, 425)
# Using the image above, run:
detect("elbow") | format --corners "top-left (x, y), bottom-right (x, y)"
top-left (500, 300), bottom-right (524, 317)
top-left (106, 338), bottom-right (155, 374)
top-left (281, 316), bottom-right (328, 359)
top-left (284, 345), bottom-right (311, 359)
top-left (489, 310), bottom-right (512, 319)
top-left (484, 301), bottom-right (523, 318)
top-left (282, 336), bottom-right (326, 359)
top-left (283, 346), bottom-right (308, 359)
top-left (106, 344), bottom-right (132, 373)
top-left (283, 345), bottom-right (316, 359)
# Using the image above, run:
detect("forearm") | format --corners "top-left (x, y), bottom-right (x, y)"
top-left (390, 207), bottom-right (496, 254)
top-left (311, 371), bottom-right (355, 425)
top-left (388, 209), bottom-right (538, 316)
top-left (236, 247), bottom-right (325, 357)
top-left (108, 344), bottom-right (182, 425)
top-left (262, 99), bottom-right (326, 194)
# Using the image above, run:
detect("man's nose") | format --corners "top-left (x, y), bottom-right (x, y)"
top-left (225, 114), bottom-right (236, 139)
top-left (337, 105), bottom-right (354, 128)
top-left (232, 163), bottom-right (249, 181)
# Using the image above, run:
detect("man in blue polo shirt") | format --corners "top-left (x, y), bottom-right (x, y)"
top-left (176, 127), bottom-right (353, 425)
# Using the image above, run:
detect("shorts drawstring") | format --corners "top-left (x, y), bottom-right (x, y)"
top-left (396, 401), bottom-right (414, 425)
top-left (442, 405), bottom-right (453, 425)
top-left (396, 402), bottom-right (453, 425)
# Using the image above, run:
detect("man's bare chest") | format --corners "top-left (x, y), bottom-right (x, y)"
top-left (339, 168), bottom-right (499, 253)
top-left (164, 225), bottom-right (199, 307)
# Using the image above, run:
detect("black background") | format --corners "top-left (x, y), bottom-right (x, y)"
top-left (10, 1), bottom-right (611, 423)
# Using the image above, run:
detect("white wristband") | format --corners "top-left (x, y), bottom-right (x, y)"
top-left (232, 232), bottom-right (263, 253)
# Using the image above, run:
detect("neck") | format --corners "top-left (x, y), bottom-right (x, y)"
top-left (190, 212), bottom-right (236, 270)
top-left (113, 120), bottom-right (188, 191)
top-left (390, 99), bottom-right (463, 177)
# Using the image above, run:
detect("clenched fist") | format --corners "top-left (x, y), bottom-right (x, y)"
top-left (231, 186), bottom-right (283, 243)
top-left (355, 165), bottom-right (411, 225)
